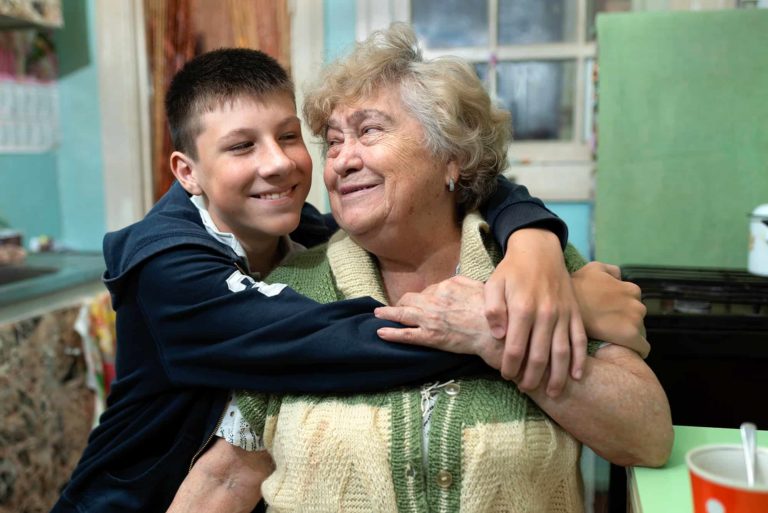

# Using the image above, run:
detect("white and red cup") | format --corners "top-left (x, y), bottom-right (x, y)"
top-left (687, 444), bottom-right (768, 513)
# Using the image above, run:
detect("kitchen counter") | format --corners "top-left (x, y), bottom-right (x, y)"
top-left (0, 251), bottom-right (106, 325)
top-left (0, 251), bottom-right (103, 510)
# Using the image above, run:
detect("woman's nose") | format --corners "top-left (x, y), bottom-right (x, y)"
top-left (331, 139), bottom-right (363, 177)
top-left (258, 141), bottom-right (295, 177)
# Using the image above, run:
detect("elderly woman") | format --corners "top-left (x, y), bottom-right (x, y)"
top-left (172, 24), bottom-right (671, 513)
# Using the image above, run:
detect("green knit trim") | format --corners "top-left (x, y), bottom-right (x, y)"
top-left (279, 390), bottom-right (393, 408)
top-left (390, 390), bottom-right (429, 513)
top-left (266, 243), bottom-right (343, 303)
top-left (236, 391), bottom-right (269, 435)
top-left (428, 383), bottom-right (464, 512)
top-left (564, 243), bottom-right (587, 273)
top-left (459, 377), bottom-right (544, 427)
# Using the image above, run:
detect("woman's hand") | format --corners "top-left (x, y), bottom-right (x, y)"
top-left (375, 276), bottom-right (504, 370)
top-left (484, 229), bottom-right (587, 397)
top-left (571, 262), bottom-right (650, 358)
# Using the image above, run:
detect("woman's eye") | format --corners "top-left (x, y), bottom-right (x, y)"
top-left (325, 139), bottom-right (342, 157)
top-left (361, 126), bottom-right (380, 136)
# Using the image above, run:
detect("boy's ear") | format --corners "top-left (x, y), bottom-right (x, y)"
top-left (170, 151), bottom-right (203, 196)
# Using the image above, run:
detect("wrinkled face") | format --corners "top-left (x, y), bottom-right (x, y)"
top-left (323, 86), bottom-right (452, 241)
top-left (191, 94), bottom-right (312, 246)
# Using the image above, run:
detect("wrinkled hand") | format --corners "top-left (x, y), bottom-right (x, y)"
top-left (572, 262), bottom-right (650, 358)
top-left (375, 276), bottom-right (503, 370)
top-left (484, 229), bottom-right (587, 397)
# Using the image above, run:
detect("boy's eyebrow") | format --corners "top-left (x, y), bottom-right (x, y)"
top-left (219, 116), bottom-right (301, 141)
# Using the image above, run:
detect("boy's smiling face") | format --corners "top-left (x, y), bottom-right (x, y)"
top-left (176, 93), bottom-right (312, 249)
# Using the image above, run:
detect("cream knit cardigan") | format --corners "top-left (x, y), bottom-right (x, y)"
top-left (239, 213), bottom-right (591, 513)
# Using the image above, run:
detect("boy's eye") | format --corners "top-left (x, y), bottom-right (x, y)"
top-left (228, 142), bottom-right (254, 153)
top-left (280, 132), bottom-right (299, 142)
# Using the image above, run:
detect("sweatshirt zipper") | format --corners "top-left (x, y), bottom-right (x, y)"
top-left (188, 404), bottom-right (228, 472)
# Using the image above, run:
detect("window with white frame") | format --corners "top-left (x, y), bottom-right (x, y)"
top-left (357, 0), bottom-right (631, 165)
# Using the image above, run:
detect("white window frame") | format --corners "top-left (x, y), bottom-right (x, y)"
top-left (356, 0), bottom-right (595, 164)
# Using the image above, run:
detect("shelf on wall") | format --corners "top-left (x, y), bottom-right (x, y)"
top-left (0, 0), bottom-right (63, 30)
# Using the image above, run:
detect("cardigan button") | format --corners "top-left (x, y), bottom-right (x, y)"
top-left (405, 462), bottom-right (417, 479)
top-left (436, 469), bottom-right (453, 489)
top-left (444, 383), bottom-right (460, 396)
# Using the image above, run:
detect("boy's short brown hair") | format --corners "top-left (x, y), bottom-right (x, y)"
top-left (165, 48), bottom-right (294, 159)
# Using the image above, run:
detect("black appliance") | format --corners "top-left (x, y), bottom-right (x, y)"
top-left (622, 265), bottom-right (768, 428)
top-left (606, 265), bottom-right (768, 513)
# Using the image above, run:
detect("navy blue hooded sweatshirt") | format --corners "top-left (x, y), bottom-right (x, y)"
top-left (51, 179), bottom-right (565, 513)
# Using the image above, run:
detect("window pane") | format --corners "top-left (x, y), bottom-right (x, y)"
top-left (411, 0), bottom-right (488, 48)
top-left (474, 62), bottom-right (490, 85)
top-left (586, 0), bottom-right (631, 40)
top-left (496, 60), bottom-right (576, 141)
top-left (498, 0), bottom-right (577, 45)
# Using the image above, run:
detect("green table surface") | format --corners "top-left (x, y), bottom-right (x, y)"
top-left (629, 425), bottom-right (768, 513)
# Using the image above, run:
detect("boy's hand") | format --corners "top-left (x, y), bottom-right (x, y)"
top-left (484, 229), bottom-right (586, 398)
top-left (571, 262), bottom-right (650, 358)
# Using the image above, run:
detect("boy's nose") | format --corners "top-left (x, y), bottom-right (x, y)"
top-left (331, 139), bottom-right (363, 177)
top-left (258, 142), bottom-right (294, 177)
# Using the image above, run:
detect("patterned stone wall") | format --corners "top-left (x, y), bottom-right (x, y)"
top-left (0, 306), bottom-right (93, 513)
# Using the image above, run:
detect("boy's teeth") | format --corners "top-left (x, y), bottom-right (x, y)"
top-left (259, 191), bottom-right (289, 200)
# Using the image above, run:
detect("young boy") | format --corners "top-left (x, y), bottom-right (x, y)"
top-left (51, 48), bottom-right (576, 513)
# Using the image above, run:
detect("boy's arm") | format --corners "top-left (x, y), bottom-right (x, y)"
top-left (137, 246), bottom-right (489, 394)
top-left (478, 177), bottom-right (585, 398)
top-left (481, 177), bottom-right (567, 251)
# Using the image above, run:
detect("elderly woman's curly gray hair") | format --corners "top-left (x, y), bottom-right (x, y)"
top-left (303, 23), bottom-right (511, 211)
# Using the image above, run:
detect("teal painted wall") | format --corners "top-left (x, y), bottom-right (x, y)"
top-left (548, 202), bottom-right (592, 260)
top-left (0, 0), bottom-right (105, 251)
top-left (324, 0), bottom-right (356, 61)
top-left (55, 0), bottom-right (105, 251)
top-left (0, 153), bottom-right (62, 243)
top-left (595, 10), bottom-right (768, 267)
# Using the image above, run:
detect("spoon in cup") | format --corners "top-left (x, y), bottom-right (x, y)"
top-left (740, 421), bottom-right (757, 487)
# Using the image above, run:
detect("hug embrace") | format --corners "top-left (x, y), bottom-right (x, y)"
top-left (52, 22), bottom-right (671, 513)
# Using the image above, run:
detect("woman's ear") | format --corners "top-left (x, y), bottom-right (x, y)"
top-left (170, 151), bottom-right (203, 196)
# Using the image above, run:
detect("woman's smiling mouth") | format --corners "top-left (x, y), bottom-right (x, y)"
top-left (338, 183), bottom-right (380, 196)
